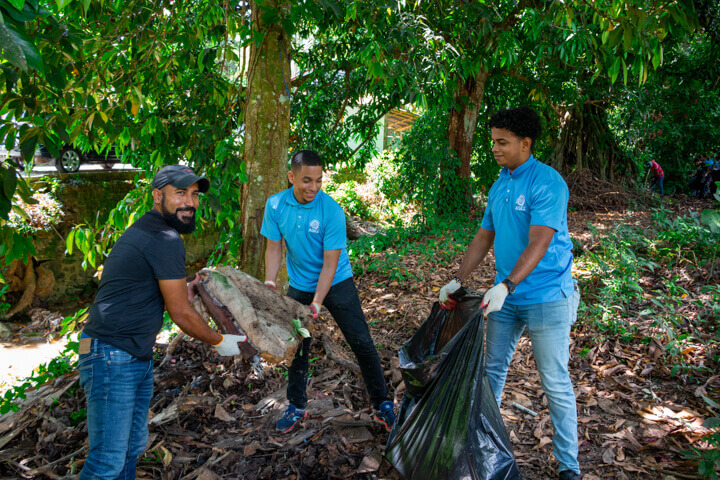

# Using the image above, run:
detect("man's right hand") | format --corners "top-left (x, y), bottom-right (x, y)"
top-left (308, 302), bottom-right (321, 320)
top-left (439, 279), bottom-right (462, 309)
top-left (264, 280), bottom-right (277, 290)
top-left (214, 334), bottom-right (248, 356)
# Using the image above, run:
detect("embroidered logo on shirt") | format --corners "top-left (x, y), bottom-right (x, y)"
top-left (515, 194), bottom-right (527, 211)
top-left (309, 219), bottom-right (320, 234)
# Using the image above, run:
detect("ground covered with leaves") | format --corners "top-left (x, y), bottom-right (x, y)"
top-left (1, 188), bottom-right (719, 480)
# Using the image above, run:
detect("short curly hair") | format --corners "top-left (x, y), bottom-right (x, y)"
top-left (488, 106), bottom-right (542, 151)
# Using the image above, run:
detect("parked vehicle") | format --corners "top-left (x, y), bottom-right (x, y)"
top-left (8, 144), bottom-right (122, 173)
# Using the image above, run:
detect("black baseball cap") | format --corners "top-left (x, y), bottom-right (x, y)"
top-left (152, 165), bottom-right (210, 193)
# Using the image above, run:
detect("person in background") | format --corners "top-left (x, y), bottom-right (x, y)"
top-left (711, 152), bottom-right (720, 195)
top-left (647, 159), bottom-right (664, 196)
top-left (261, 149), bottom-right (395, 434)
top-left (438, 106), bottom-right (581, 480)
top-left (78, 165), bottom-right (248, 480)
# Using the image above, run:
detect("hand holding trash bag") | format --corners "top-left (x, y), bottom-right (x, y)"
top-left (439, 279), bottom-right (462, 309)
top-left (481, 283), bottom-right (509, 315)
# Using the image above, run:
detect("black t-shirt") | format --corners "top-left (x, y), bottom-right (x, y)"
top-left (83, 210), bottom-right (186, 360)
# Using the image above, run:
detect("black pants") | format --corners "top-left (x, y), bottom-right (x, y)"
top-left (286, 277), bottom-right (389, 409)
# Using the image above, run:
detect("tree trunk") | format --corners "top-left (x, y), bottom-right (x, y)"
top-left (549, 102), bottom-right (629, 180)
top-left (239, 0), bottom-right (292, 279)
top-left (445, 68), bottom-right (488, 209)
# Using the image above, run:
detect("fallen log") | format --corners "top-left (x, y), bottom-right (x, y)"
top-left (191, 267), bottom-right (312, 364)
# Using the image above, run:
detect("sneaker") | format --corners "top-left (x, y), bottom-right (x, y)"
top-left (275, 404), bottom-right (306, 433)
top-left (373, 400), bottom-right (396, 432)
top-left (558, 470), bottom-right (581, 480)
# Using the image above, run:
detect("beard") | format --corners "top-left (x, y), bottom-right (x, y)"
top-left (160, 195), bottom-right (196, 234)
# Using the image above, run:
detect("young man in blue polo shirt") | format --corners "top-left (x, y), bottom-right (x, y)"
top-left (438, 107), bottom-right (581, 480)
top-left (261, 149), bottom-right (395, 433)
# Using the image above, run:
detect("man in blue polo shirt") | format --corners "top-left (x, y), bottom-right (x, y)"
top-left (438, 107), bottom-right (581, 480)
top-left (261, 149), bottom-right (395, 433)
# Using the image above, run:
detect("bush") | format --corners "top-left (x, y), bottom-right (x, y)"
top-left (368, 110), bottom-right (469, 220)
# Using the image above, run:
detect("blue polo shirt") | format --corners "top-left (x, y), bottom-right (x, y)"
top-left (261, 188), bottom-right (353, 292)
top-left (480, 156), bottom-right (574, 305)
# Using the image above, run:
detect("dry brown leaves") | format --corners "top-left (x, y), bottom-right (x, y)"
top-left (1, 198), bottom-right (719, 479)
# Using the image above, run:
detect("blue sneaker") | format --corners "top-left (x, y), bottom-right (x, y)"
top-left (373, 400), bottom-right (395, 432)
top-left (275, 404), bottom-right (306, 433)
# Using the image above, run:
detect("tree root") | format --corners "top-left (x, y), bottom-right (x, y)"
top-left (320, 333), bottom-right (361, 375)
top-left (160, 332), bottom-right (187, 368)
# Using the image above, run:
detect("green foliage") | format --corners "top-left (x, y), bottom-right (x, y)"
top-left (59, 308), bottom-right (89, 337)
top-left (66, 183), bottom-right (152, 270)
top-left (700, 189), bottom-right (720, 277)
top-left (607, 33), bottom-right (720, 192)
top-left (326, 180), bottom-right (374, 220)
top-left (0, 163), bottom-right (37, 265)
top-left (348, 213), bottom-right (480, 283)
top-left (369, 111), bottom-right (470, 220)
top-left (577, 209), bottom-right (720, 375)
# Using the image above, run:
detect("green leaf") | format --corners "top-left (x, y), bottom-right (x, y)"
top-left (701, 209), bottom-right (720, 234)
top-left (3, 168), bottom-right (17, 200)
top-left (4, 24), bottom-right (44, 75)
top-left (700, 393), bottom-right (719, 409)
top-left (291, 318), bottom-right (310, 339)
top-left (8, 0), bottom-right (26, 12)
top-left (0, 21), bottom-right (28, 71)
top-left (55, 0), bottom-right (71, 9)
top-left (66, 229), bottom-right (75, 255)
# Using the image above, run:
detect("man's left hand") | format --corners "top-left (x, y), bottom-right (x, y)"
top-left (308, 302), bottom-right (321, 320)
top-left (481, 283), bottom-right (509, 315)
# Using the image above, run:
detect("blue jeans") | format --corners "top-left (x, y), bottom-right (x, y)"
top-left (286, 277), bottom-right (389, 409)
top-left (653, 176), bottom-right (664, 195)
top-left (78, 338), bottom-right (154, 480)
top-left (485, 286), bottom-right (581, 474)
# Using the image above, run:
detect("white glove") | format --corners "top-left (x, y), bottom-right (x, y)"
top-left (308, 302), bottom-right (321, 319)
top-left (213, 334), bottom-right (248, 356)
top-left (439, 279), bottom-right (462, 309)
top-left (481, 283), bottom-right (509, 315)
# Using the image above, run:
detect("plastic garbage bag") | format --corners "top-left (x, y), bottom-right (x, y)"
top-left (386, 290), bottom-right (522, 480)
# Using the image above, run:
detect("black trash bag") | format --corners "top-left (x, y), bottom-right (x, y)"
top-left (386, 290), bottom-right (522, 480)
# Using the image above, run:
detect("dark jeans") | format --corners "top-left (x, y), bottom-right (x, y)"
top-left (653, 176), bottom-right (664, 195)
top-left (286, 277), bottom-right (389, 409)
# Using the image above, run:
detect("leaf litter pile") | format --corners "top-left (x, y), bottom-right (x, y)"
top-left (1, 194), bottom-right (719, 480)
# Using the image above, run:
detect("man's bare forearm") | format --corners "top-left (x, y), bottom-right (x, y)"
top-left (456, 227), bottom-right (495, 281)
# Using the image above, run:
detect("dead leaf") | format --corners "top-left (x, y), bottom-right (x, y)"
top-left (602, 447), bottom-right (615, 464)
top-left (597, 397), bottom-right (624, 415)
top-left (357, 452), bottom-right (382, 474)
top-left (534, 436), bottom-right (552, 450)
top-left (196, 468), bottom-right (221, 480)
top-left (214, 404), bottom-right (235, 422)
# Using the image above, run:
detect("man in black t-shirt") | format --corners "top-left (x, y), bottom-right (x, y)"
top-left (78, 165), bottom-right (247, 480)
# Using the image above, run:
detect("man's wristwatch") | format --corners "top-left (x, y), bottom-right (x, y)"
top-left (501, 278), bottom-right (516, 295)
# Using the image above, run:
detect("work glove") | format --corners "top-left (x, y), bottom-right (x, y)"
top-left (264, 280), bottom-right (277, 290)
top-left (308, 302), bottom-right (322, 320)
top-left (213, 334), bottom-right (248, 356)
top-left (439, 279), bottom-right (462, 310)
top-left (481, 283), bottom-right (509, 315)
